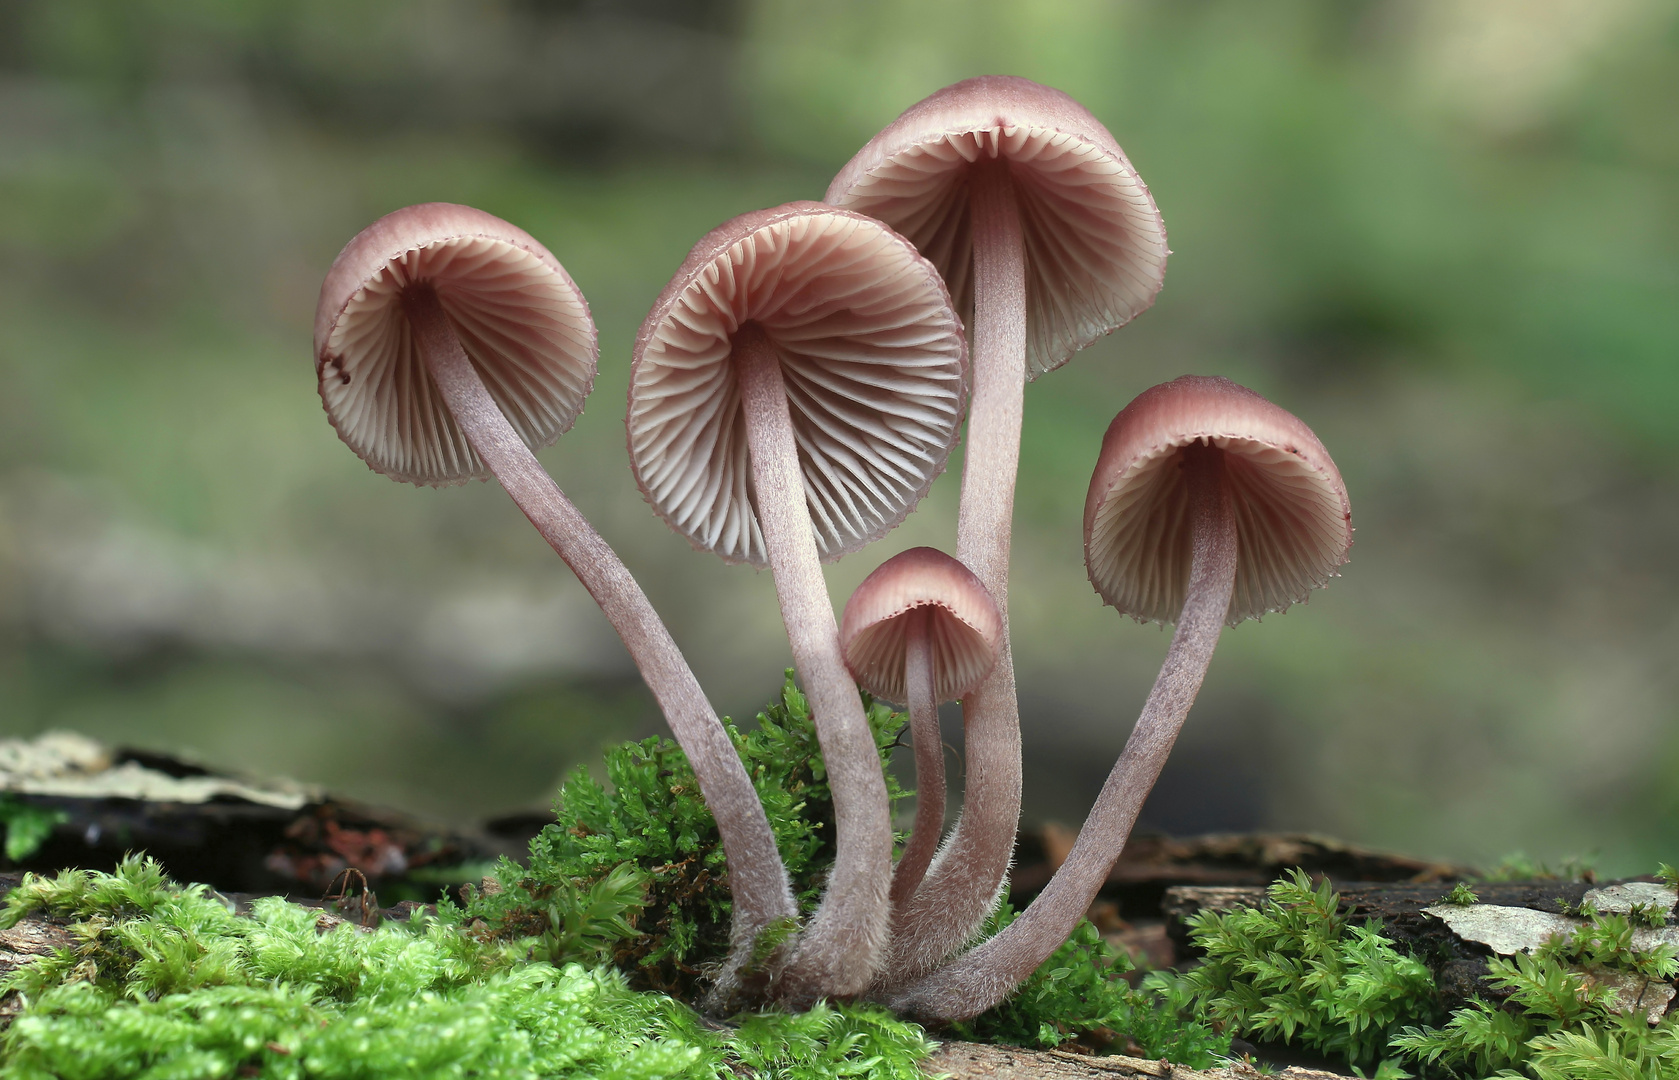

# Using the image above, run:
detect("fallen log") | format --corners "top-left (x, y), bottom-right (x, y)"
top-left (1, 732), bottom-right (511, 896)
top-left (1164, 877), bottom-right (1679, 1020)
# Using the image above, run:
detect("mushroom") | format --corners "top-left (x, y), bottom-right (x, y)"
top-left (629, 202), bottom-right (967, 1003)
top-left (827, 75), bottom-right (1169, 981)
top-left (839, 547), bottom-right (1003, 910)
top-left (885, 375), bottom-right (1353, 1021)
top-left (313, 203), bottom-right (797, 997)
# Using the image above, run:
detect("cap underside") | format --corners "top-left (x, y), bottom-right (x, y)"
top-left (320, 236), bottom-right (594, 486)
top-left (831, 126), bottom-right (1166, 379)
top-left (631, 212), bottom-right (965, 565)
top-left (844, 605), bottom-right (995, 705)
top-left (1088, 437), bottom-right (1350, 625)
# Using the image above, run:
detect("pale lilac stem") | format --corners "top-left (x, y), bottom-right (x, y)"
top-left (403, 287), bottom-right (797, 977)
top-left (889, 442), bottom-right (1238, 1021)
top-left (890, 608), bottom-right (946, 910)
top-left (885, 157), bottom-right (1025, 983)
top-left (734, 323), bottom-right (894, 1004)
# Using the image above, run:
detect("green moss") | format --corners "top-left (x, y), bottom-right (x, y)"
top-left (1392, 894), bottom-right (1679, 1078)
top-left (456, 672), bottom-right (909, 997)
top-left (0, 797), bottom-right (68, 863)
top-left (0, 855), bottom-right (936, 1079)
top-left (1440, 883), bottom-right (1481, 907)
top-left (1181, 867), bottom-right (1679, 1080)
top-left (1182, 870), bottom-right (1439, 1073)
top-left (951, 903), bottom-right (1230, 1068)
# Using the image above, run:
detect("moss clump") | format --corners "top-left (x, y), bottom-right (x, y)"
top-left (0, 796), bottom-right (66, 863)
top-left (1392, 903), bottom-right (1679, 1078)
top-left (951, 902), bottom-right (1230, 1068)
top-left (1441, 883), bottom-right (1481, 906)
top-left (457, 673), bottom-right (908, 997)
top-left (1183, 870), bottom-right (1438, 1074)
top-left (1182, 868), bottom-right (1679, 1079)
top-left (0, 856), bottom-right (935, 1079)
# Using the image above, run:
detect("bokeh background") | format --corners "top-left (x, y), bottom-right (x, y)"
top-left (2, 0), bottom-right (1675, 877)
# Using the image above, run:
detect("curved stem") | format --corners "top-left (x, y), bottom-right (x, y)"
top-left (403, 286), bottom-right (797, 989)
top-left (733, 323), bottom-right (894, 1004)
top-left (891, 608), bottom-right (946, 910)
top-left (883, 157), bottom-right (1026, 982)
top-left (888, 442), bottom-right (1238, 1021)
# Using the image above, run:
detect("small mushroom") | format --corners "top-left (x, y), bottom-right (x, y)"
top-left (828, 75), bottom-right (1170, 983)
top-left (840, 547), bottom-right (1002, 910)
top-left (887, 375), bottom-right (1352, 1021)
top-left (314, 203), bottom-right (796, 995)
top-left (629, 202), bottom-right (967, 1002)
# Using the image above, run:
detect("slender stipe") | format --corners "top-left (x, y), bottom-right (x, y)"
top-left (403, 287), bottom-right (797, 990)
top-left (891, 608), bottom-right (946, 909)
top-left (735, 325), bottom-right (895, 1004)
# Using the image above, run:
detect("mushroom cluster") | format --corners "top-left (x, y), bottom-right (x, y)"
top-left (311, 77), bottom-right (1352, 1020)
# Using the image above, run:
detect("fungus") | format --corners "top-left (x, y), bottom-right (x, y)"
top-left (887, 375), bottom-right (1352, 1021)
top-left (827, 75), bottom-right (1169, 981)
top-left (839, 547), bottom-right (1002, 910)
top-left (628, 202), bottom-right (966, 1002)
top-left (313, 203), bottom-right (796, 997)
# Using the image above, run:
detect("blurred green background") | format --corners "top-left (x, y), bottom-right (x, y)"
top-left (1, 0), bottom-right (1675, 876)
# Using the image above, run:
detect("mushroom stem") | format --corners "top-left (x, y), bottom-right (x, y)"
top-left (958, 159), bottom-right (1028, 599)
top-left (891, 608), bottom-right (946, 910)
top-left (888, 441), bottom-right (1238, 1021)
top-left (886, 157), bottom-right (1026, 980)
top-left (401, 285), bottom-right (797, 976)
top-left (733, 322), bottom-right (894, 1002)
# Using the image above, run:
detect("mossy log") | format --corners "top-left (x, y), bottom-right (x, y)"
top-left (1165, 878), bottom-right (1679, 1020)
top-left (0, 876), bottom-right (1345, 1077)
top-left (0, 895), bottom-right (73, 1027)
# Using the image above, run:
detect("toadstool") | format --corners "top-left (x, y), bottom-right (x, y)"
top-left (840, 546), bottom-right (1002, 910)
top-left (629, 201), bottom-right (967, 1002)
top-left (314, 203), bottom-right (796, 997)
top-left (827, 75), bottom-right (1170, 981)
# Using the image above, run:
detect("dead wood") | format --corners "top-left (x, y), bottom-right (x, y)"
top-left (1164, 878), bottom-right (1679, 1020)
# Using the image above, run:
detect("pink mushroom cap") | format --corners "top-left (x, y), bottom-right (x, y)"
top-left (628, 202), bottom-right (967, 567)
top-left (826, 75), bottom-right (1168, 380)
top-left (840, 546), bottom-right (1003, 705)
top-left (1084, 376), bottom-right (1352, 626)
top-left (314, 203), bottom-right (597, 486)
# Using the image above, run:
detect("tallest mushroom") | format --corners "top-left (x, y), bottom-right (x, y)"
top-left (827, 76), bottom-right (1169, 980)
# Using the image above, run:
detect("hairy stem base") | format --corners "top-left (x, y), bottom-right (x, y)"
top-left (734, 322), bottom-right (893, 1004)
